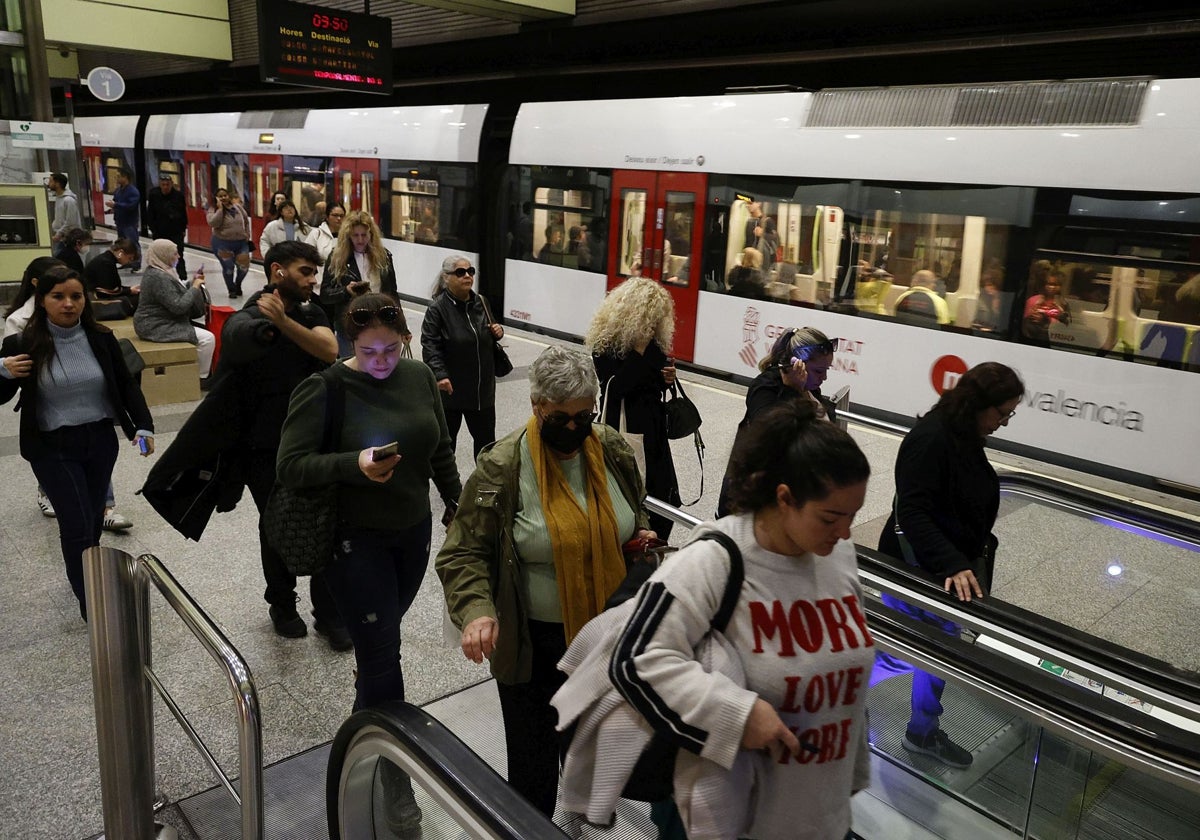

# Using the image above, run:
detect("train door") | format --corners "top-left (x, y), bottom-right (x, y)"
top-left (333, 158), bottom-right (381, 218)
top-left (609, 170), bottom-right (706, 361)
top-left (184, 151), bottom-right (212, 249)
top-left (82, 147), bottom-right (104, 223)
top-left (248, 154), bottom-right (283, 254)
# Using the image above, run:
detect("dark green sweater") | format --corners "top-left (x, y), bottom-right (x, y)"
top-left (276, 359), bottom-right (461, 531)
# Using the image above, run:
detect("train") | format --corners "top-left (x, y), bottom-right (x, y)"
top-left (74, 76), bottom-right (1200, 493)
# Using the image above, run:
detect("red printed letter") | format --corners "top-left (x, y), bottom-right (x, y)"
top-left (788, 600), bottom-right (824, 653)
top-left (816, 598), bottom-right (859, 651)
top-left (750, 601), bottom-right (795, 656)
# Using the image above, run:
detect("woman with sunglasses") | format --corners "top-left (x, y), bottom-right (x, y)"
top-left (716, 326), bottom-right (836, 517)
top-left (587, 276), bottom-right (680, 538)
top-left (420, 256), bottom-right (504, 458)
top-left (276, 293), bottom-right (461, 837)
top-left (436, 345), bottom-right (655, 818)
top-left (319, 211), bottom-right (396, 351)
top-left (871, 361), bottom-right (1024, 770)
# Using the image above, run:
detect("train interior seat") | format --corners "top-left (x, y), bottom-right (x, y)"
top-left (1134, 319), bottom-right (1195, 364)
top-left (790, 274), bottom-right (817, 303)
top-left (881, 283), bottom-right (907, 316)
top-left (854, 280), bottom-right (891, 314)
top-left (946, 291), bottom-right (977, 328)
top-left (1072, 306), bottom-right (1116, 351)
top-left (766, 281), bottom-right (794, 302)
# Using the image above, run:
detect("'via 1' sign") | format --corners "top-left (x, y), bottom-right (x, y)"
top-left (257, 0), bottom-right (393, 95)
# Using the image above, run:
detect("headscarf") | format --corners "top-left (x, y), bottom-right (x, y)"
top-left (146, 239), bottom-right (180, 275)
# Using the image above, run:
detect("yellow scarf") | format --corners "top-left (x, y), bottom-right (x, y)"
top-left (526, 415), bottom-right (626, 644)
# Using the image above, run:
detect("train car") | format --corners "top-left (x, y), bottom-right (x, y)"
top-left (77, 115), bottom-right (139, 230)
top-left (74, 77), bottom-right (1200, 492)
top-left (76, 104), bottom-right (489, 297)
top-left (506, 78), bottom-right (1200, 492)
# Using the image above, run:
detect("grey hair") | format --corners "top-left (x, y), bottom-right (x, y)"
top-left (529, 346), bottom-right (599, 405)
top-left (431, 254), bottom-right (469, 296)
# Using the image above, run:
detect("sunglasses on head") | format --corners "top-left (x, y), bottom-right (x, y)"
top-left (792, 339), bottom-right (836, 361)
top-left (542, 409), bottom-right (597, 428)
top-left (449, 266), bottom-right (476, 277)
top-left (348, 305), bottom-right (401, 327)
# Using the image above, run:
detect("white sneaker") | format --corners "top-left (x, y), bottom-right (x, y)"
top-left (37, 491), bottom-right (56, 518)
top-left (103, 509), bottom-right (133, 532)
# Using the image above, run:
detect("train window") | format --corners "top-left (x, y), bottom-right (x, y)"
top-left (215, 155), bottom-right (248, 207)
top-left (281, 156), bottom-right (328, 227)
top-left (157, 160), bottom-right (182, 189)
top-left (386, 162), bottom-right (477, 250)
top-left (103, 155), bottom-right (123, 193)
top-left (88, 155), bottom-right (103, 193)
top-left (521, 166), bottom-right (608, 272)
top-left (616, 189), bottom-right (646, 276)
top-left (663, 192), bottom-right (694, 287)
top-left (360, 171), bottom-right (374, 217)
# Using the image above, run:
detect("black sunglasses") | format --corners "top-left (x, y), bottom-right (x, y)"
top-left (542, 409), bottom-right (597, 428)
top-left (449, 266), bottom-right (476, 277)
top-left (793, 339), bottom-right (836, 360)
top-left (349, 305), bottom-right (401, 327)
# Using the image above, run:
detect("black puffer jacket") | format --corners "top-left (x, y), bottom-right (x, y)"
top-left (420, 289), bottom-right (496, 411)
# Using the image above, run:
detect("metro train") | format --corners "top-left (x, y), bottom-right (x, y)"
top-left (74, 76), bottom-right (1200, 493)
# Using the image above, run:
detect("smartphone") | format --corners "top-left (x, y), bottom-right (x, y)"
top-left (372, 441), bottom-right (399, 461)
top-left (137, 437), bottom-right (150, 455)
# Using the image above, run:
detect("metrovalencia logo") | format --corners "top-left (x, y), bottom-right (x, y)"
top-left (928, 355), bottom-right (1144, 432)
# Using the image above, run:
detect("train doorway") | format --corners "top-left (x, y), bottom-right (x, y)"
top-left (609, 170), bottom-right (706, 361)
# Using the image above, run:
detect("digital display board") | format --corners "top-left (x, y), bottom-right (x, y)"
top-left (258, 0), bottom-right (393, 95)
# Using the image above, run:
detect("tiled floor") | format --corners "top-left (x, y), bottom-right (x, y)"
top-left (2, 246), bottom-right (1197, 839)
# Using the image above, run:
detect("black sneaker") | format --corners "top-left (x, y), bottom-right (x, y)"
top-left (314, 618), bottom-right (353, 652)
top-left (902, 729), bottom-right (974, 768)
top-left (269, 605), bottom-right (308, 638)
top-left (381, 762), bottom-right (422, 838)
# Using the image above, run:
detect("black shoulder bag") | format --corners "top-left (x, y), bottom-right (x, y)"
top-left (263, 370), bottom-right (345, 576)
top-left (663, 377), bottom-right (705, 505)
top-left (478, 295), bottom-right (514, 378)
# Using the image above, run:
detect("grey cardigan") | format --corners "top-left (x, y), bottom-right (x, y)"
top-left (133, 267), bottom-right (207, 344)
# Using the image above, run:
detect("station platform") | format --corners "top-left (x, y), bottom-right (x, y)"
top-left (1, 245), bottom-right (1198, 839)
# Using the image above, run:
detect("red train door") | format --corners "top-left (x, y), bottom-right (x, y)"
top-left (332, 158), bottom-right (381, 218)
top-left (183, 151), bottom-right (212, 249)
top-left (248, 154), bottom-right (284, 255)
top-left (82, 147), bottom-right (105, 223)
top-left (609, 170), bottom-right (706, 362)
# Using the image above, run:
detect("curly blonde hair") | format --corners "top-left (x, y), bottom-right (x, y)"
top-left (586, 276), bottom-right (675, 356)
top-left (328, 210), bottom-right (389, 281)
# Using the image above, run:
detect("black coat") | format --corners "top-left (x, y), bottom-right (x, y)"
top-left (318, 250), bottom-right (397, 329)
top-left (595, 340), bottom-right (679, 508)
top-left (878, 409), bottom-right (1000, 588)
top-left (146, 188), bottom-right (188, 242)
top-left (420, 289), bottom-right (496, 411)
top-left (0, 328), bottom-right (154, 461)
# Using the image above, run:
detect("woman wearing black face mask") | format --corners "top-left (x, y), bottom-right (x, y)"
top-left (436, 345), bottom-right (653, 818)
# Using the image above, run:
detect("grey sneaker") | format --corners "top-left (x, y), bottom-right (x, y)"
top-left (37, 491), bottom-right (56, 518)
top-left (902, 729), bottom-right (974, 768)
top-left (103, 508), bottom-right (133, 532)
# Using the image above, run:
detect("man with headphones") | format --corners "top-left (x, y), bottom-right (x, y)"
top-left (216, 240), bottom-right (350, 648)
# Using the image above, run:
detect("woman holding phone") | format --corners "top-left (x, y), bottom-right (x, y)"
top-left (319, 211), bottom-right (396, 352)
top-left (276, 293), bottom-right (460, 837)
top-left (206, 187), bottom-right (253, 299)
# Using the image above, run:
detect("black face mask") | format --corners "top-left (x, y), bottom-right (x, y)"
top-left (540, 417), bottom-right (593, 454)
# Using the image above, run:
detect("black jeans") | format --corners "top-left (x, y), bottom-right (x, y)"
top-left (30, 421), bottom-right (119, 620)
top-left (322, 518), bottom-right (432, 711)
top-left (442, 405), bottom-right (496, 461)
top-left (495, 619), bottom-right (567, 818)
top-left (244, 449), bottom-right (340, 624)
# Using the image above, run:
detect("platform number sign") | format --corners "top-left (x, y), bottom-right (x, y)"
top-left (85, 67), bottom-right (126, 103)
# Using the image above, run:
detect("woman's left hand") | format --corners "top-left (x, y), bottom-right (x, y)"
top-left (358, 448), bottom-right (399, 482)
top-left (134, 436), bottom-right (155, 456)
top-left (661, 364), bottom-right (676, 386)
top-left (490, 323), bottom-right (504, 340)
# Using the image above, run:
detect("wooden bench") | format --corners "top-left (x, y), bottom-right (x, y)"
top-left (105, 318), bottom-right (201, 405)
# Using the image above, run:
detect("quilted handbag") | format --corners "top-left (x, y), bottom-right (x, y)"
top-left (263, 370), bottom-right (345, 576)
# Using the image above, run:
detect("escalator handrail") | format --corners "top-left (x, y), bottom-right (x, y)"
top-left (997, 471), bottom-right (1200, 550)
top-left (867, 603), bottom-right (1200, 793)
top-left (858, 545), bottom-right (1200, 716)
top-left (326, 701), bottom-right (566, 840)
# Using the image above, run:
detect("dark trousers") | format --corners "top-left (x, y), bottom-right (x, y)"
top-left (30, 421), bottom-right (119, 620)
top-left (870, 592), bottom-right (958, 738)
top-left (443, 405), bottom-right (497, 461)
top-left (244, 449), bottom-right (340, 624)
top-left (496, 619), bottom-right (567, 818)
top-left (322, 518), bottom-right (432, 711)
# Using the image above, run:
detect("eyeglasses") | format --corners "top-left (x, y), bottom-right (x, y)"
top-left (449, 266), bottom-right (476, 278)
top-left (542, 409), bottom-right (597, 428)
top-left (994, 406), bottom-right (1017, 420)
top-left (348, 305), bottom-right (401, 327)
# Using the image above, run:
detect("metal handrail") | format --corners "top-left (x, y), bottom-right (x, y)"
top-left (84, 547), bottom-right (264, 840)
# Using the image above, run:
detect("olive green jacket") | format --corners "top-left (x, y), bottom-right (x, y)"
top-left (436, 424), bottom-right (649, 684)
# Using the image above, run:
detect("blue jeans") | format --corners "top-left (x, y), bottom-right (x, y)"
top-left (29, 421), bottom-right (120, 620)
top-left (322, 518), bottom-right (432, 711)
top-left (870, 593), bottom-right (959, 739)
top-left (211, 235), bottom-right (250, 295)
top-left (117, 222), bottom-right (140, 267)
